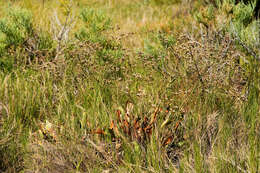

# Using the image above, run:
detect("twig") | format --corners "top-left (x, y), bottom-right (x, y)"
top-left (51, 0), bottom-right (76, 60)
top-left (189, 46), bottom-right (205, 92)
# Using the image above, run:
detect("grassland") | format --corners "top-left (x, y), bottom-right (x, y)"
top-left (0, 0), bottom-right (259, 172)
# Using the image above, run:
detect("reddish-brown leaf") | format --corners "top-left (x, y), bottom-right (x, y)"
top-left (133, 118), bottom-right (141, 130)
top-left (93, 128), bottom-right (105, 135)
top-left (174, 120), bottom-right (181, 131)
top-left (123, 119), bottom-right (129, 128)
top-left (143, 116), bottom-right (149, 127)
top-left (110, 120), bottom-right (115, 129)
top-left (163, 136), bottom-right (173, 146)
top-left (123, 119), bottom-right (131, 136)
top-left (116, 110), bottom-right (121, 123)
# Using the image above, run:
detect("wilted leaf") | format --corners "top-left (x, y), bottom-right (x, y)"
top-left (162, 136), bottom-right (174, 147)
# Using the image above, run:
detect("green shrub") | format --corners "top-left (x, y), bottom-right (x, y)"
top-left (0, 8), bottom-right (33, 71)
top-left (80, 8), bottom-right (112, 32)
top-left (226, 1), bottom-right (259, 60)
top-left (75, 8), bottom-right (112, 42)
top-left (233, 1), bottom-right (254, 26)
top-left (0, 8), bottom-right (54, 71)
top-left (0, 8), bottom-right (33, 49)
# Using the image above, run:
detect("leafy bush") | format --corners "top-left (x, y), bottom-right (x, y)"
top-left (233, 1), bottom-right (254, 26)
top-left (0, 8), bottom-right (54, 71)
top-left (0, 8), bottom-right (34, 71)
top-left (75, 8), bottom-right (112, 42)
top-left (0, 8), bottom-right (33, 49)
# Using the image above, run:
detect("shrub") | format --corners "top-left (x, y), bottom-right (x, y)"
top-left (0, 8), bottom-right (33, 49)
top-left (0, 8), bottom-right (54, 71)
top-left (233, 1), bottom-right (254, 26)
top-left (75, 8), bottom-right (112, 42)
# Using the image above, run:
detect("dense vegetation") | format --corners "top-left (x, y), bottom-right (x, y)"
top-left (0, 0), bottom-right (259, 172)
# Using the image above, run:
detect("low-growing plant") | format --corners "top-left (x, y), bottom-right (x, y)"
top-left (75, 7), bottom-right (112, 42)
top-left (0, 8), bottom-right (54, 70)
top-left (0, 8), bottom-right (33, 48)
